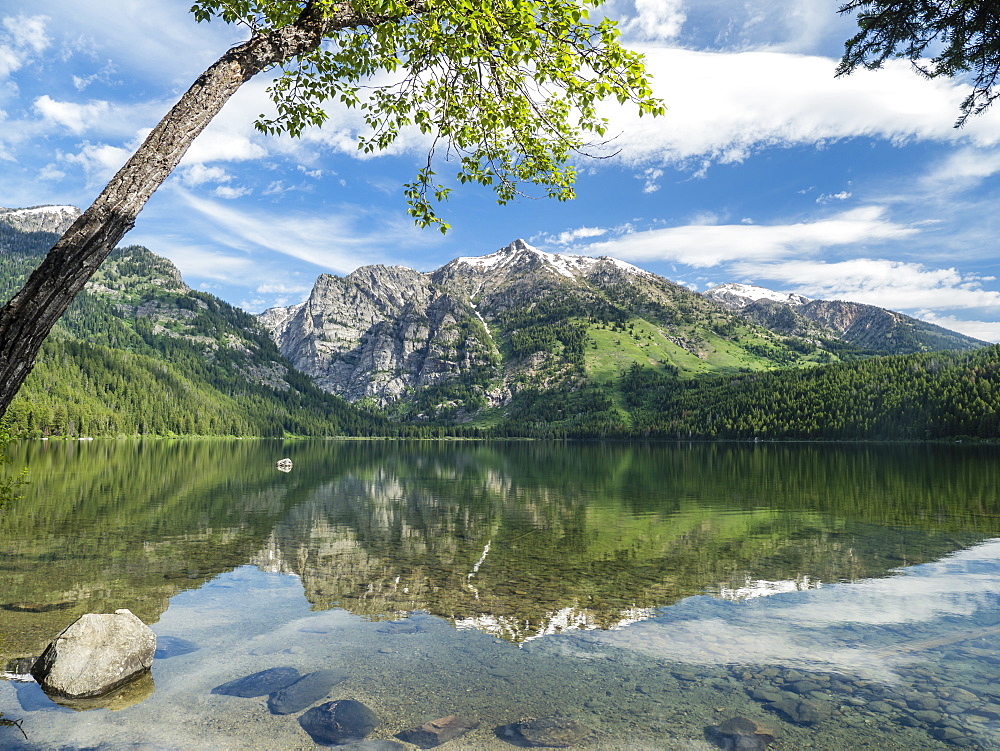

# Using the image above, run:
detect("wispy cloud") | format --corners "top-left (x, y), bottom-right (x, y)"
top-left (582, 206), bottom-right (914, 267)
top-left (170, 189), bottom-right (438, 275)
top-left (618, 0), bottom-right (686, 42)
top-left (538, 226), bottom-right (611, 246)
top-left (0, 14), bottom-right (49, 78)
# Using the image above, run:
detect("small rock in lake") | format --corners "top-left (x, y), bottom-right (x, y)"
top-left (154, 636), bottom-right (199, 660)
top-left (706, 717), bottom-right (777, 750)
top-left (299, 699), bottom-right (380, 745)
top-left (397, 715), bottom-right (479, 748)
top-left (275, 458), bottom-right (293, 472)
top-left (211, 666), bottom-right (300, 697)
top-left (267, 668), bottom-right (349, 714)
top-left (497, 716), bottom-right (592, 748)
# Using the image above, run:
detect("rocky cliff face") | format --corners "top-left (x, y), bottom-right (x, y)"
top-left (260, 240), bottom-right (685, 411)
top-left (259, 264), bottom-right (499, 405)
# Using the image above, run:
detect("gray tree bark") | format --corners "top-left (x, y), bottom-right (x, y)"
top-left (0, 3), bottom-right (373, 416)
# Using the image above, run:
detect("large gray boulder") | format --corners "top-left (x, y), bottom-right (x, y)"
top-left (31, 609), bottom-right (156, 698)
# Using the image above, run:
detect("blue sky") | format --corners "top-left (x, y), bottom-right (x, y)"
top-left (5, 1), bottom-right (1000, 340)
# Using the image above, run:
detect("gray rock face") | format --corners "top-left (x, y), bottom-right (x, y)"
top-left (0, 205), bottom-right (81, 235)
top-left (260, 262), bottom-right (503, 407)
top-left (31, 609), bottom-right (156, 698)
top-left (258, 240), bottom-right (664, 411)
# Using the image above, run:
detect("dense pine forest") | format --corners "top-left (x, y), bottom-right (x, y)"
top-left (492, 347), bottom-right (1000, 440)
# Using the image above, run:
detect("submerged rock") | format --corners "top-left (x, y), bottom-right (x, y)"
top-left (706, 717), bottom-right (777, 750)
top-left (767, 697), bottom-right (833, 725)
top-left (211, 666), bottom-right (300, 697)
top-left (397, 715), bottom-right (479, 747)
top-left (299, 699), bottom-right (380, 745)
top-left (267, 668), bottom-right (349, 714)
top-left (378, 620), bottom-right (420, 635)
top-left (49, 669), bottom-right (155, 712)
top-left (497, 716), bottom-right (591, 748)
top-left (154, 636), bottom-right (198, 660)
top-left (31, 609), bottom-right (156, 699)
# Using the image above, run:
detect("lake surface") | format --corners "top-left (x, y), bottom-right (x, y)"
top-left (2, 440), bottom-right (1000, 749)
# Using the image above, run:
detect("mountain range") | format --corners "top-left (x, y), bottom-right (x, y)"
top-left (0, 204), bottom-right (994, 439)
top-left (260, 238), bottom-right (984, 420)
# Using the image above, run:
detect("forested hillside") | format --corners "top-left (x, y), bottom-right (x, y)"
top-left (492, 347), bottom-right (1000, 441)
top-left (0, 217), bottom-right (387, 438)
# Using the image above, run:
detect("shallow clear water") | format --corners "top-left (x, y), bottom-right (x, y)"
top-left (2, 440), bottom-right (1000, 749)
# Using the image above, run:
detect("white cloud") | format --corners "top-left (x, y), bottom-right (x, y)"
top-left (256, 283), bottom-right (310, 295)
top-left (38, 163), bottom-right (66, 181)
top-left (72, 60), bottom-right (117, 92)
top-left (639, 167), bottom-right (663, 193)
top-left (0, 15), bottom-right (49, 78)
top-left (61, 141), bottom-right (131, 183)
top-left (816, 191), bottom-right (851, 204)
top-left (582, 206), bottom-right (915, 267)
top-left (4, 14), bottom-right (49, 54)
top-left (618, 0), bottom-right (686, 42)
top-left (213, 185), bottom-right (251, 199)
top-left (734, 258), bottom-right (1000, 314)
top-left (34, 95), bottom-right (110, 134)
top-left (181, 131), bottom-right (267, 166)
top-left (604, 48), bottom-right (1000, 167)
top-left (546, 226), bottom-right (610, 246)
top-left (179, 164), bottom-right (232, 188)
top-left (919, 147), bottom-right (1000, 193)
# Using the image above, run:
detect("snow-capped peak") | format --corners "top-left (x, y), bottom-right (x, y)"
top-left (704, 282), bottom-right (810, 308)
top-left (0, 205), bottom-right (81, 235)
top-left (455, 239), bottom-right (651, 280)
top-left (2, 205), bottom-right (79, 217)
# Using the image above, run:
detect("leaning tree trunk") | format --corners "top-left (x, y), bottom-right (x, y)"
top-left (0, 6), bottom-right (342, 417)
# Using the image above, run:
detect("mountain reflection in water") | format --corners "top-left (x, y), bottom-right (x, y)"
top-left (2, 441), bottom-right (1000, 749)
top-left (1, 440), bottom-right (998, 653)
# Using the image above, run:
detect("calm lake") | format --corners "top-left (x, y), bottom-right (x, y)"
top-left (2, 440), bottom-right (1000, 749)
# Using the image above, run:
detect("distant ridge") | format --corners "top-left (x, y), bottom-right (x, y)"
top-left (705, 281), bottom-right (985, 355)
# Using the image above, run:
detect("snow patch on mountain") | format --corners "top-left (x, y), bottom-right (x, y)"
top-left (0, 204), bottom-right (81, 235)
top-left (704, 282), bottom-right (811, 309)
top-left (456, 239), bottom-right (651, 280)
